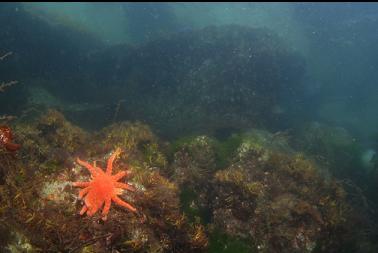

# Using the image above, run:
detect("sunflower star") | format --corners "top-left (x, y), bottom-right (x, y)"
top-left (73, 148), bottom-right (136, 220)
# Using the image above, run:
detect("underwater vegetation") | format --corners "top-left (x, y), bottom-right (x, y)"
top-left (292, 122), bottom-right (365, 181)
top-left (291, 121), bottom-right (378, 234)
top-left (168, 129), bottom-right (372, 253)
top-left (212, 148), bottom-right (349, 253)
top-left (0, 110), bottom-right (207, 252)
top-left (0, 110), bottom-right (371, 252)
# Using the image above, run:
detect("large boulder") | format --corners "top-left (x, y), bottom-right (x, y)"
top-left (85, 25), bottom-right (305, 138)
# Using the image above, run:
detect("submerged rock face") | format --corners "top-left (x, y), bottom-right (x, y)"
top-left (85, 25), bottom-right (305, 138)
top-left (0, 111), bottom-right (367, 252)
top-left (167, 129), bottom-right (359, 253)
top-left (291, 122), bottom-right (364, 181)
top-left (0, 3), bottom-right (103, 117)
top-left (1, 9), bottom-right (306, 138)
top-left (0, 110), bottom-right (207, 252)
top-left (211, 135), bottom-right (353, 253)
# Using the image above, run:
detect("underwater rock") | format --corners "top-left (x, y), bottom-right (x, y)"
top-left (0, 224), bottom-right (34, 253)
top-left (79, 24), bottom-right (305, 138)
top-left (12, 109), bottom-right (90, 175)
top-left (166, 129), bottom-right (365, 252)
top-left (0, 111), bottom-right (370, 252)
top-left (92, 121), bottom-right (168, 171)
top-left (169, 129), bottom-right (293, 224)
top-left (210, 130), bottom-right (355, 253)
top-left (291, 122), bottom-right (365, 182)
top-left (169, 135), bottom-right (218, 223)
top-left (0, 109), bottom-right (207, 252)
top-left (234, 129), bottom-right (294, 159)
top-left (2, 18), bottom-right (305, 138)
top-left (0, 3), bottom-right (103, 117)
top-left (171, 135), bottom-right (217, 185)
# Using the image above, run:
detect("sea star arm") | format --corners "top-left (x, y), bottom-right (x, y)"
top-left (73, 181), bottom-right (90, 187)
top-left (78, 187), bottom-right (90, 199)
top-left (77, 158), bottom-right (100, 176)
top-left (115, 182), bottom-right (135, 191)
top-left (106, 148), bottom-right (121, 175)
top-left (102, 197), bottom-right (112, 218)
top-left (87, 201), bottom-right (103, 216)
top-left (112, 195), bottom-right (137, 212)
top-left (93, 163), bottom-right (105, 174)
top-left (79, 205), bottom-right (88, 215)
top-left (112, 171), bottom-right (127, 181)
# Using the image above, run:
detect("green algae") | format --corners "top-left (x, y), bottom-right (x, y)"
top-left (208, 229), bottom-right (256, 253)
top-left (179, 186), bottom-right (212, 224)
top-left (167, 135), bottom-right (199, 160)
top-left (213, 133), bottom-right (243, 169)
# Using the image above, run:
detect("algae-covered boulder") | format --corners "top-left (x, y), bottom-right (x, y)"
top-left (2, 20), bottom-right (305, 138)
top-left (170, 135), bottom-right (217, 185)
top-left (84, 25), bottom-right (305, 138)
top-left (91, 121), bottom-right (168, 170)
top-left (13, 109), bottom-right (90, 174)
top-left (210, 130), bottom-right (355, 253)
top-left (0, 110), bottom-right (207, 252)
top-left (166, 129), bottom-right (359, 252)
top-left (291, 122), bottom-right (364, 182)
top-left (169, 130), bottom-right (293, 225)
top-left (0, 110), bottom-right (366, 252)
top-left (169, 135), bottom-right (219, 224)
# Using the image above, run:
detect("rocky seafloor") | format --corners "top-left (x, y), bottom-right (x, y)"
top-left (0, 109), bottom-right (374, 253)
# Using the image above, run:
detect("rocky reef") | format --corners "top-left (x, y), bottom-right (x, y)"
top-left (0, 110), bottom-right (371, 252)
top-left (1, 4), bottom-right (377, 252)
top-left (168, 129), bottom-right (363, 253)
top-left (85, 25), bottom-right (305, 138)
top-left (211, 145), bottom-right (350, 252)
top-left (291, 122), bottom-right (364, 180)
top-left (0, 5), bottom-right (306, 138)
top-left (0, 110), bottom-right (207, 252)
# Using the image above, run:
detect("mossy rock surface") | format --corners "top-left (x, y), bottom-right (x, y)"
top-left (211, 132), bottom-right (356, 253)
top-left (0, 110), bottom-right (207, 252)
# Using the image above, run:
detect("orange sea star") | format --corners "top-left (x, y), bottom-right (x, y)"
top-left (73, 148), bottom-right (136, 220)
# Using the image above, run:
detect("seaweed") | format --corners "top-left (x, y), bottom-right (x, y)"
top-left (0, 110), bottom-right (208, 252)
top-left (208, 228), bottom-right (257, 253)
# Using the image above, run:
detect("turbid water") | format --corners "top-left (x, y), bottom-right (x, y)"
top-left (1, 3), bottom-right (378, 253)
